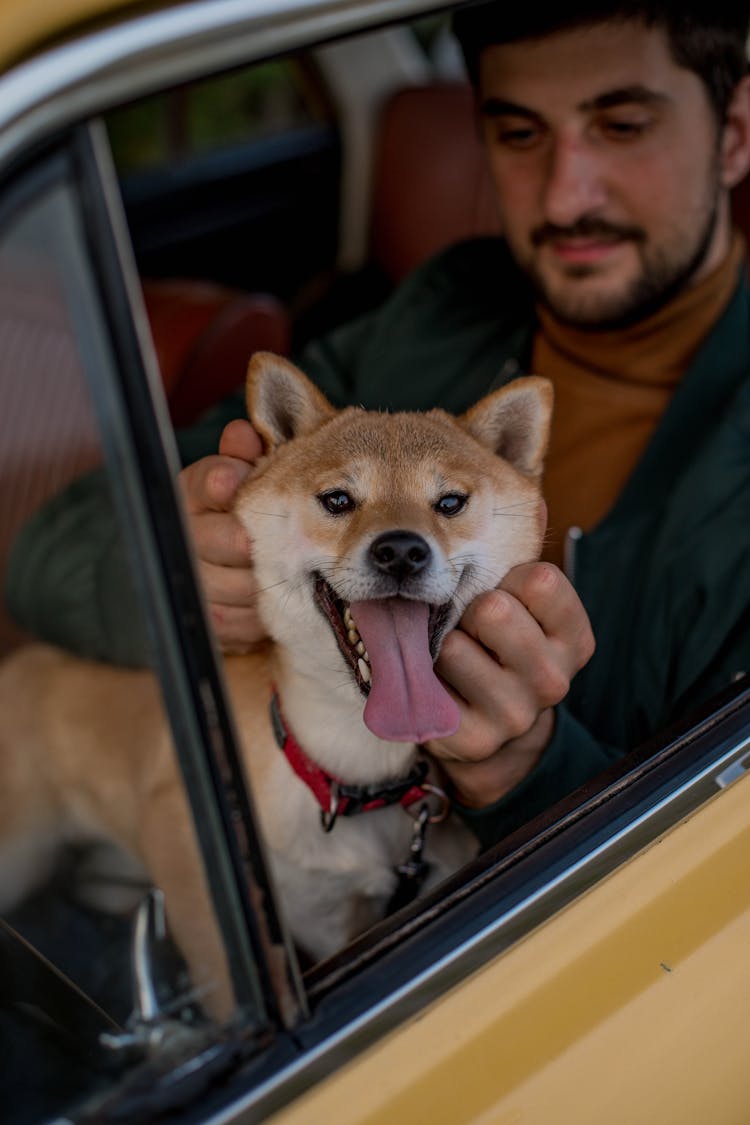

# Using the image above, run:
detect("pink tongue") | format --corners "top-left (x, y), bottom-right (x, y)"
top-left (350, 598), bottom-right (460, 743)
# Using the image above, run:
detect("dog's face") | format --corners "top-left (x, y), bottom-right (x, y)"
top-left (235, 354), bottom-right (552, 744)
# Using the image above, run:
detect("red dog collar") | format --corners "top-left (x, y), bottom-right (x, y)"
top-left (270, 693), bottom-right (434, 831)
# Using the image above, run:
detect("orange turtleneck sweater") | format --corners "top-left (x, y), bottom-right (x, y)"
top-left (531, 234), bottom-right (745, 570)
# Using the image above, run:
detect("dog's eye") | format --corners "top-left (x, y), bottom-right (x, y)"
top-left (319, 489), bottom-right (356, 515)
top-left (434, 493), bottom-right (468, 517)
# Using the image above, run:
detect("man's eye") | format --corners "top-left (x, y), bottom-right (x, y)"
top-left (601, 117), bottom-right (651, 140)
top-left (319, 489), bottom-right (356, 515)
top-left (497, 125), bottom-right (540, 149)
top-left (434, 493), bottom-right (468, 517)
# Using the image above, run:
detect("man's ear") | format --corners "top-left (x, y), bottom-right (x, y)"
top-left (721, 75), bottom-right (750, 190)
top-left (246, 352), bottom-right (336, 453)
top-left (460, 375), bottom-right (553, 479)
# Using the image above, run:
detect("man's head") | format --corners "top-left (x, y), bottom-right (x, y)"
top-left (454, 4), bottom-right (750, 124)
top-left (453, 3), bottom-right (750, 328)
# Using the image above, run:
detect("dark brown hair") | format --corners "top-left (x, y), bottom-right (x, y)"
top-left (452, 2), bottom-right (750, 121)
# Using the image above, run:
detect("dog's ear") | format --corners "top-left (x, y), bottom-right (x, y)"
top-left (460, 376), bottom-right (553, 479)
top-left (246, 352), bottom-right (336, 452)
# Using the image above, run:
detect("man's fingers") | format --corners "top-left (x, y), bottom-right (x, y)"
top-left (208, 604), bottom-right (267, 653)
top-left (218, 418), bottom-right (263, 462)
top-left (175, 419), bottom-right (266, 653)
top-left (180, 421), bottom-right (262, 515)
top-left (499, 562), bottom-right (595, 665)
top-left (180, 455), bottom-right (252, 514)
top-left (435, 626), bottom-right (500, 712)
top-left (200, 559), bottom-right (259, 607)
top-left (191, 512), bottom-right (252, 567)
top-left (429, 562), bottom-right (595, 774)
top-left (456, 586), bottom-right (572, 705)
top-left (434, 626), bottom-right (547, 757)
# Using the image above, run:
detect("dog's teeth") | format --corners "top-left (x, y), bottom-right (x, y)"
top-left (344, 607), bottom-right (354, 628)
top-left (347, 628), bottom-right (360, 645)
top-left (357, 658), bottom-right (371, 684)
top-left (356, 640), bottom-right (365, 656)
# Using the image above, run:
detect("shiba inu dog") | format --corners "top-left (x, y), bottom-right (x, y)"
top-left (0, 353), bottom-right (552, 1019)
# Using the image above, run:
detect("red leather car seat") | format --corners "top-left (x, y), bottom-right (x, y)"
top-left (143, 279), bottom-right (290, 427)
top-left (370, 83), bottom-right (500, 283)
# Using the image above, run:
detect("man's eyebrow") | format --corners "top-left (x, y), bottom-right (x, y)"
top-left (479, 86), bottom-right (670, 119)
top-left (479, 97), bottom-right (541, 120)
top-left (583, 84), bottom-right (671, 111)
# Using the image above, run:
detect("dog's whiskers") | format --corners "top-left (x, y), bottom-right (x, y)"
top-left (238, 507), bottom-right (289, 519)
top-left (253, 578), bottom-right (289, 596)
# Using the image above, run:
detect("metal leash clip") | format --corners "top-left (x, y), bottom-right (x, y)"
top-left (419, 781), bottom-right (451, 823)
top-left (397, 802), bottom-right (431, 883)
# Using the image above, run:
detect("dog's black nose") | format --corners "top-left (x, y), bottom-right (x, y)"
top-left (370, 531), bottom-right (431, 581)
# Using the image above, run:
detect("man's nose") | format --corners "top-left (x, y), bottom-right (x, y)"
top-left (542, 136), bottom-right (607, 227)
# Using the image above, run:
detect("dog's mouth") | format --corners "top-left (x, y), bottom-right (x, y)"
top-left (313, 574), bottom-right (460, 744)
top-left (313, 575), bottom-right (375, 694)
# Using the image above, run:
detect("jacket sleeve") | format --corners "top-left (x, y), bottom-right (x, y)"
top-left (454, 704), bottom-right (622, 851)
top-left (3, 392), bottom-right (250, 664)
top-left (5, 470), bottom-right (152, 666)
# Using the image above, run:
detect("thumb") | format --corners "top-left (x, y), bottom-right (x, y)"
top-left (219, 418), bottom-right (263, 462)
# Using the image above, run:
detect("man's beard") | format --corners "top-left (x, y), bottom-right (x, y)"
top-left (522, 193), bottom-right (721, 331)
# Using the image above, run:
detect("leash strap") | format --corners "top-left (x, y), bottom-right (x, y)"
top-left (386, 804), bottom-right (432, 914)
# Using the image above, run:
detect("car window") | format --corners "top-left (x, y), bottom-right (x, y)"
top-left (108, 55), bottom-right (343, 327)
top-left (0, 153), bottom-right (291, 1121)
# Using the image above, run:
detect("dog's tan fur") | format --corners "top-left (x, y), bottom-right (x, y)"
top-left (0, 354), bottom-right (552, 1019)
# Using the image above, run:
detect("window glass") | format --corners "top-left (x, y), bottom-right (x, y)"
top-left (0, 175), bottom-right (243, 1121)
top-left (108, 58), bottom-right (334, 177)
top-left (108, 51), bottom-right (342, 312)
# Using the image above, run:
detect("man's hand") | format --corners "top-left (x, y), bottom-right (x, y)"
top-left (427, 562), bottom-right (595, 808)
top-left (179, 419), bottom-right (266, 652)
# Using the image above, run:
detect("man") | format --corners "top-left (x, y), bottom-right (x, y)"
top-left (8, 1), bottom-right (750, 848)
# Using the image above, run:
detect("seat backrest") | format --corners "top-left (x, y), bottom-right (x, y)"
top-left (143, 280), bottom-right (291, 428)
top-left (370, 82), bottom-right (500, 283)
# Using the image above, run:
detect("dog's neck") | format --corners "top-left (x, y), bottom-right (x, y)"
top-left (270, 647), bottom-right (418, 787)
